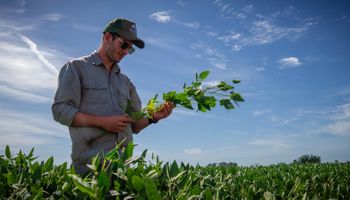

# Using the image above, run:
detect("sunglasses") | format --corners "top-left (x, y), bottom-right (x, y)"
top-left (111, 33), bottom-right (135, 54)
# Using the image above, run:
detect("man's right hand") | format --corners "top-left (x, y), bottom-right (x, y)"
top-left (72, 112), bottom-right (132, 132)
top-left (99, 114), bottom-right (132, 132)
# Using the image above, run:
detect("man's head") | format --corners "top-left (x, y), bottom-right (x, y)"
top-left (101, 18), bottom-right (144, 63)
top-left (103, 18), bottom-right (144, 49)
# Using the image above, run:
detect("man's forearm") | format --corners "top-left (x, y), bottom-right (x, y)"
top-left (72, 112), bottom-right (102, 127)
top-left (131, 118), bottom-right (151, 133)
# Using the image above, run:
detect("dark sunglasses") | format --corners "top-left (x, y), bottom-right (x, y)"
top-left (110, 33), bottom-right (135, 54)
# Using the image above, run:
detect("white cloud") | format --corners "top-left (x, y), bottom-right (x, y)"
top-left (252, 110), bottom-right (271, 117)
top-left (278, 57), bottom-right (302, 69)
top-left (218, 31), bottom-right (241, 44)
top-left (20, 35), bottom-right (59, 75)
top-left (150, 11), bottom-right (172, 23)
top-left (177, 0), bottom-right (185, 6)
top-left (184, 148), bottom-right (202, 156)
top-left (327, 121), bottom-right (350, 136)
top-left (0, 22), bottom-right (66, 102)
top-left (42, 13), bottom-right (64, 22)
top-left (72, 23), bottom-right (100, 32)
top-left (250, 139), bottom-right (291, 150)
top-left (191, 42), bottom-right (228, 70)
top-left (0, 108), bottom-right (68, 146)
top-left (0, 0), bottom-right (26, 14)
top-left (182, 21), bottom-right (200, 29)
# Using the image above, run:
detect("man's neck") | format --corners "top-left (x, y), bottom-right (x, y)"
top-left (97, 49), bottom-right (114, 73)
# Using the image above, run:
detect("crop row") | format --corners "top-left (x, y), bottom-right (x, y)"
top-left (1, 144), bottom-right (349, 199)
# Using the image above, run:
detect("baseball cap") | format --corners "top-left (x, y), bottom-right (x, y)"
top-left (103, 18), bottom-right (145, 49)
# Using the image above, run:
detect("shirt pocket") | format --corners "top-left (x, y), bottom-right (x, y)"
top-left (82, 81), bottom-right (108, 104)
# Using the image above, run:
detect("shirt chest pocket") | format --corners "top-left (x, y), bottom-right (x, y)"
top-left (82, 82), bottom-right (108, 104)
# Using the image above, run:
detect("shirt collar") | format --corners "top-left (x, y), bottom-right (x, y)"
top-left (90, 51), bottom-right (121, 75)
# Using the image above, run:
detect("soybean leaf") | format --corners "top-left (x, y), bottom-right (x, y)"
top-left (71, 174), bottom-right (95, 198)
top-left (123, 142), bottom-right (134, 161)
top-left (5, 145), bottom-right (11, 159)
top-left (199, 70), bottom-right (210, 80)
top-left (97, 170), bottom-right (110, 193)
top-left (232, 79), bottom-right (241, 84)
top-left (132, 175), bottom-right (144, 192)
top-left (230, 93), bottom-right (244, 102)
top-left (217, 81), bottom-right (234, 91)
top-left (43, 156), bottom-right (54, 172)
top-left (145, 177), bottom-right (161, 200)
top-left (219, 99), bottom-right (234, 109)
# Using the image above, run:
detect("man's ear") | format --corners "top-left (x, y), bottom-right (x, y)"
top-left (103, 32), bottom-right (113, 43)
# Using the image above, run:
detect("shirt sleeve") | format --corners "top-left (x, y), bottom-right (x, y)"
top-left (51, 62), bottom-right (81, 127)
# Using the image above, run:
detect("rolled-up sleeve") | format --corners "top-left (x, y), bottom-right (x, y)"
top-left (52, 62), bottom-right (81, 127)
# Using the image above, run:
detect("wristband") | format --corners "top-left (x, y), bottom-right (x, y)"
top-left (148, 116), bottom-right (158, 124)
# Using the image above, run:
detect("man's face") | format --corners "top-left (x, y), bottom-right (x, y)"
top-left (105, 33), bottom-right (133, 63)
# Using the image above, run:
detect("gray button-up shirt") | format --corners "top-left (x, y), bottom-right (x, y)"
top-left (52, 51), bottom-right (141, 173)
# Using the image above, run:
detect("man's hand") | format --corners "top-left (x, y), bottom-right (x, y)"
top-left (99, 114), bottom-right (132, 132)
top-left (73, 112), bottom-right (132, 132)
top-left (153, 102), bottom-right (175, 121)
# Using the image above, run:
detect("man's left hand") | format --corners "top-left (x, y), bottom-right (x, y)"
top-left (153, 102), bottom-right (175, 122)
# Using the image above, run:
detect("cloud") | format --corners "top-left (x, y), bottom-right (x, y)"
top-left (149, 11), bottom-right (200, 29)
top-left (212, 1), bottom-right (318, 51)
top-left (326, 121), bottom-right (350, 136)
top-left (217, 31), bottom-right (241, 43)
top-left (278, 57), bottom-right (302, 69)
top-left (42, 13), bottom-right (64, 22)
top-left (217, 19), bottom-right (316, 51)
top-left (190, 42), bottom-right (228, 70)
top-left (250, 139), bottom-right (291, 150)
top-left (150, 11), bottom-right (172, 23)
top-left (184, 148), bottom-right (202, 156)
top-left (0, 0), bottom-right (26, 14)
top-left (177, 0), bottom-right (185, 6)
top-left (0, 23), bottom-right (65, 103)
top-left (72, 23), bottom-right (100, 32)
top-left (320, 103), bottom-right (350, 136)
top-left (20, 35), bottom-right (59, 74)
top-left (252, 110), bottom-right (271, 117)
top-left (181, 21), bottom-right (200, 29)
top-left (0, 107), bottom-right (68, 146)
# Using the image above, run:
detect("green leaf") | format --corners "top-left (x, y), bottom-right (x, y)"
top-left (217, 81), bottom-right (234, 91)
top-left (163, 91), bottom-right (177, 102)
top-left (219, 99), bottom-right (234, 109)
top-left (5, 145), bottom-right (11, 159)
top-left (71, 174), bottom-right (96, 197)
top-left (43, 156), bottom-right (54, 172)
top-left (6, 171), bottom-right (16, 185)
top-left (230, 93), bottom-right (244, 102)
top-left (123, 142), bottom-right (134, 161)
top-left (199, 70), bottom-right (210, 80)
top-left (132, 175), bottom-right (144, 192)
top-left (232, 79), bottom-right (241, 84)
top-left (33, 188), bottom-right (43, 200)
top-left (97, 170), bottom-right (110, 192)
top-left (145, 177), bottom-right (161, 200)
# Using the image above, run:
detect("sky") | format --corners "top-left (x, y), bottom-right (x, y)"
top-left (0, 0), bottom-right (349, 166)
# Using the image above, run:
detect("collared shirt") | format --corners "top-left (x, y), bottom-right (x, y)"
top-left (52, 51), bottom-right (141, 173)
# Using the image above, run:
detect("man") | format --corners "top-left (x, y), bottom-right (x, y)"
top-left (52, 18), bottom-right (173, 174)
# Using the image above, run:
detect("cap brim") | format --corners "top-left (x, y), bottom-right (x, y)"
top-left (133, 39), bottom-right (145, 49)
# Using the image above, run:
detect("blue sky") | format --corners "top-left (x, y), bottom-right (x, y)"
top-left (0, 0), bottom-right (349, 166)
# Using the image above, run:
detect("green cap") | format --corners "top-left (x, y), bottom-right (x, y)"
top-left (103, 18), bottom-right (145, 49)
